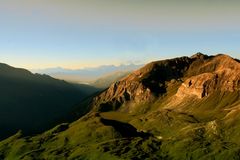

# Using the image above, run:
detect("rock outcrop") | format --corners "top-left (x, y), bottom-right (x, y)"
top-left (176, 55), bottom-right (240, 99)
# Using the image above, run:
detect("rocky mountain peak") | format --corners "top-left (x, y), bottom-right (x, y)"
top-left (190, 52), bottom-right (208, 60)
top-left (92, 56), bottom-right (193, 112)
top-left (92, 53), bottom-right (240, 112)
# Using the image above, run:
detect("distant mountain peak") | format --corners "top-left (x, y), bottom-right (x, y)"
top-left (190, 52), bottom-right (208, 59)
top-left (32, 63), bottom-right (144, 83)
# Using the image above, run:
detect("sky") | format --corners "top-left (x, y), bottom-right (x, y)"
top-left (0, 0), bottom-right (239, 69)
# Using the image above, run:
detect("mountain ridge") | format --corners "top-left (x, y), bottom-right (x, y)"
top-left (0, 53), bottom-right (240, 160)
top-left (91, 53), bottom-right (239, 113)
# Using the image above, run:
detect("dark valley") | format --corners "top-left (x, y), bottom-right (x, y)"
top-left (0, 63), bottom-right (99, 140)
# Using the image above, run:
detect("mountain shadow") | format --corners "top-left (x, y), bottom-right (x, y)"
top-left (0, 63), bottom-right (99, 140)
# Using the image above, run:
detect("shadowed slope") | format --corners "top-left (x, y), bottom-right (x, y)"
top-left (0, 63), bottom-right (99, 139)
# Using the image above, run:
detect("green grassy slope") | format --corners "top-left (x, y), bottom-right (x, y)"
top-left (1, 88), bottom-right (239, 160)
top-left (0, 113), bottom-right (158, 160)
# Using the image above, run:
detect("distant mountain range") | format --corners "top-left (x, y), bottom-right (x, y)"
top-left (1, 53), bottom-right (240, 160)
top-left (0, 63), bottom-right (99, 140)
top-left (31, 64), bottom-right (144, 85)
top-left (91, 71), bottom-right (132, 89)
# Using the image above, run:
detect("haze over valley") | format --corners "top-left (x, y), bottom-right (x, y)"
top-left (31, 64), bottom-right (143, 87)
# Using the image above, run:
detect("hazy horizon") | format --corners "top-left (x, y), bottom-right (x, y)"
top-left (0, 0), bottom-right (240, 69)
top-left (1, 52), bottom-right (239, 71)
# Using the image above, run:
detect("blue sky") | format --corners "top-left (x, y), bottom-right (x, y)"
top-left (0, 0), bottom-right (239, 69)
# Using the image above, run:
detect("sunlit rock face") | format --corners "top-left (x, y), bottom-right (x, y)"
top-left (176, 55), bottom-right (240, 99)
top-left (177, 73), bottom-right (217, 98)
top-left (92, 79), bottom-right (155, 112)
top-left (92, 56), bottom-right (193, 112)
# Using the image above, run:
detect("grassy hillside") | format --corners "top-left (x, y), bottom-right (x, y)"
top-left (0, 112), bottom-right (161, 160)
top-left (1, 91), bottom-right (240, 160)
